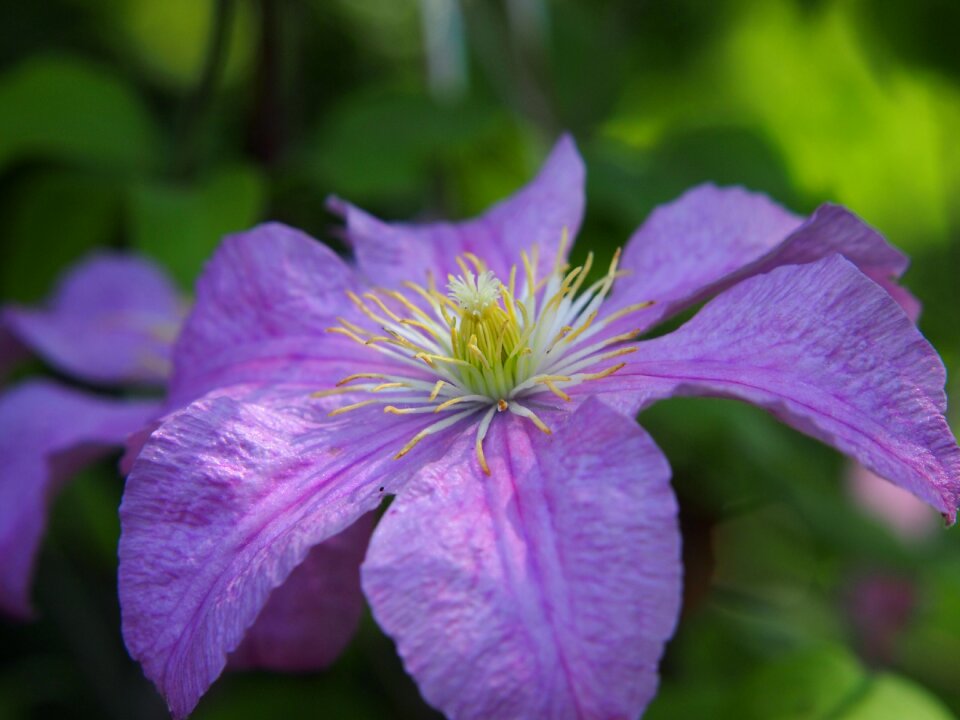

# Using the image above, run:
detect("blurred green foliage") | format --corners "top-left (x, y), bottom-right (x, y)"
top-left (1, 0), bottom-right (958, 718)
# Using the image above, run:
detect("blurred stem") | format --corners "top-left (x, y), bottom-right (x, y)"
top-left (248, 0), bottom-right (285, 168)
top-left (176, 0), bottom-right (235, 178)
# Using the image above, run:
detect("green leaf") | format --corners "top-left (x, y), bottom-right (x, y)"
top-left (115, 0), bottom-right (254, 88)
top-left (735, 645), bottom-right (866, 720)
top-left (307, 89), bottom-right (502, 203)
top-left (841, 674), bottom-right (956, 720)
top-left (0, 170), bottom-right (122, 302)
top-left (128, 164), bottom-right (266, 289)
top-left (0, 55), bottom-right (162, 174)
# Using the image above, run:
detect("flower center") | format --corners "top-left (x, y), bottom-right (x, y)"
top-left (318, 241), bottom-right (651, 473)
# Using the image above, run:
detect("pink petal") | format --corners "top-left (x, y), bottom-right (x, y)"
top-left (329, 135), bottom-right (584, 287)
top-left (119, 386), bottom-right (470, 719)
top-left (0, 381), bottom-right (158, 618)
top-left (610, 186), bottom-right (916, 331)
top-left (848, 464), bottom-right (937, 541)
top-left (362, 399), bottom-right (682, 720)
top-left (4, 254), bottom-right (181, 386)
top-left (228, 513), bottom-right (375, 672)
top-left (606, 255), bottom-right (959, 521)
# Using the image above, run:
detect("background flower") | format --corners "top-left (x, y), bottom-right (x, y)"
top-left (0, 254), bottom-right (181, 618)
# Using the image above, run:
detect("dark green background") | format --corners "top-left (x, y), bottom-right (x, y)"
top-left (2, 1), bottom-right (959, 718)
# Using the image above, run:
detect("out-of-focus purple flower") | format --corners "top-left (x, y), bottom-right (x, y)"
top-left (0, 255), bottom-right (181, 618)
top-left (118, 137), bottom-right (960, 719)
top-left (845, 573), bottom-right (918, 667)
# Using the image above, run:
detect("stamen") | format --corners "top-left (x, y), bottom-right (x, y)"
top-left (372, 382), bottom-right (408, 392)
top-left (363, 292), bottom-right (403, 323)
top-left (542, 379), bottom-right (570, 401)
top-left (508, 402), bottom-right (552, 434)
top-left (311, 386), bottom-right (356, 398)
top-left (329, 399), bottom-right (381, 417)
top-left (384, 405), bottom-right (437, 415)
top-left (394, 408), bottom-right (478, 459)
top-left (474, 405), bottom-right (498, 475)
top-left (428, 380), bottom-right (446, 401)
top-left (579, 362), bottom-right (627, 381)
top-left (321, 239), bottom-right (642, 468)
top-left (326, 326), bottom-right (368, 345)
top-left (336, 372), bottom-right (386, 386)
top-left (597, 300), bottom-right (655, 325)
top-left (434, 394), bottom-right (489, 413)
top-left (385, 289), bottom-right (436, 323)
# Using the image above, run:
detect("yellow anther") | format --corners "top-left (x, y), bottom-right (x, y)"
top-left (384, 405), bottom-right (424, 415)
top-left (428, 380), bottom-right (446, 401)
top-left (363, 292), bottom-right (403, 323)
top-left (542, 379), bottom-right (570, 401)
top-left (310, 387), bottom-right (354, 398)
top-left (559, 311), bottom-right (597, 344)
top-left (510, 403), bottom-right (552, 434)
top-left (326, 326), bottom-right (368, 346)
top-left (597, 300), bottom-right (655, 325)
top-left (336, 317), bottom-right (370, 336)
top-left (385, 290), bottom-right (435, 323)
top-left (336, 373), bottom-right (386, 387)
top-left (372, 382), bottom-right (407, 392)
top-left (467, 338), bottom-right (491, 369)
top-left (415, 352), bottom-right (472, 368)
top-left (454, 257), bottom-right (473, 282)
top-left (347, 291), bottom-right (387, 324)
top-left (463, 252), bottom-right (486, 274)
top-left (395, 431), bottom-right (429, 459)
top-left (580, 362), bottom-right (628, 381)
top-left (434, 395), bottom-right (477, 413)
top-left (399, 319), bottom-right (442, 340)
top-left (328, 400), bottom-right (379, 417)
top-left (476, 440), bottom-right (490, 475)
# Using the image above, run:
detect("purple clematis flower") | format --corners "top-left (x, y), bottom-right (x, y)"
top-left (0, 254), bottom-right (182, 618)
top-left (117, 136), bottom-right (960, 719)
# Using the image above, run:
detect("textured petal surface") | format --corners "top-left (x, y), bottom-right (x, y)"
top-left (3, 254), bottom-right (181, 385)
top-left (167, 223), bottom-right (386, 408)
top-left (606, 256), bottom-right (960, 520)
top-left (329, 135), bottom-right (584, 287)
top-left (610, 185), bottom-right (914, 330)
top-left (119, 386), bottom-right (471, 719)
top-left (0, 381), bottom-right (158, 618)
top-left (362, 399), bottom-right (682, 720)
top-left (228, 513), bottom-right (375, 672)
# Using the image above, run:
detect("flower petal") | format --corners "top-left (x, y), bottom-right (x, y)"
top-left (362, 399), bottom-right (682, 720)
top-left (328, 135), bottom-right (584, 287)
top-left (167, 223), bottom-right (390, 408)
top-left (119, 386), bottom-right (470, 719)
top-left (0, 381), bottom-right (158, 618)
top-left (607, 255), bottom-right (960, 521)
top-left (3, 254), bottom-right (181, 386)
top-left (228, 513), bottom-right (375, 672)
top-left (611, 185), bottom-right (915, 331)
